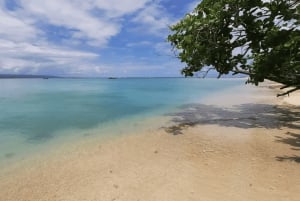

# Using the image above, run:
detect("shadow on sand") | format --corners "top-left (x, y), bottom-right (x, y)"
top-left (164, 103), bottom-right (300, 163)
top-left (275, 132), bottom-right (300, 163)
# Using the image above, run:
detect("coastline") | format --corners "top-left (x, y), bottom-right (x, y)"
top-left (0, 81), bottom-right (299, 201)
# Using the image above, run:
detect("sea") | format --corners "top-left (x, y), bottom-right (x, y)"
top-left (0, 78), bottom-right (245, 167)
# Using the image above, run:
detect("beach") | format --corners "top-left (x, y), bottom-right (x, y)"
top-left (0, 81), bottom-right (299, 201)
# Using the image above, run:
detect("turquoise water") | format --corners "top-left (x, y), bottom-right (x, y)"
top-left (0, 78), bottom-right (244, 165)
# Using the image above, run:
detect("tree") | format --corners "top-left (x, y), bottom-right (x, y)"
top-left (168, 0), bottom-right (300, 96)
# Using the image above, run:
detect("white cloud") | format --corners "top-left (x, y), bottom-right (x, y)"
top-left (0, 39), bottom-right (99, 75)
top-left (154, 42), bottom-right (173, 56)
top-left (0, 0), bottom-right (152, 75)
top-left (186, 0), bottom-right (201, 13)
top-left (132, 2), bottom-right (174, 36)
top-left (1, 0), bottom-right (154, 46)
top-left (92, 60), bottom-right (182, 77)
top-left (0, 8), bottom-right (38, 42)
top-left (126, 41), bottom-right (152, 47)
top-left (93, 0), bottom-right (150, 17)
top-left (0, 39), bottom-right (98, 58)
top-left (0, 0), bottom-right (181, 76)
top-left (19, 0), bottom-right (120, 46)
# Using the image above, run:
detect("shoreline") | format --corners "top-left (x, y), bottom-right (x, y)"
top-left (0, 82), bottom-right (299, 201)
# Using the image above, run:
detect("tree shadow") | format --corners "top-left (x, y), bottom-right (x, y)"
top-left (276, 155), bottom-right (300, 163)
top-left (276, 132), bottom-right (300, 150)
top-left (275, 132), bottom-right (300, 163)
top-left (164, 103), bottom-right (300, 163)
top-left (164, 103), bottom-right (300, 135)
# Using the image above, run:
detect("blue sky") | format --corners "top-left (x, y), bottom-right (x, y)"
top-left (0, 0), bottom-right (200, 77)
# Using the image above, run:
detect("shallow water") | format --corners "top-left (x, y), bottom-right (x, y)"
top-left (0, 78), bottom-right (245, 166)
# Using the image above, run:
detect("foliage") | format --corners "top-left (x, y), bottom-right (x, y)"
top-left (168, 0), bottom-right (300, 96)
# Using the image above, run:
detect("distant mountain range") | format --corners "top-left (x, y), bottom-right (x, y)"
top-left (0, 74), bottom-right (60, 79)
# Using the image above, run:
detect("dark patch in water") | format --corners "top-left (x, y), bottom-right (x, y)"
top-left (4, 152), bottom-right (15, 159)
top-left (26, 132), bottom-right (54, 143)
top-left (83, 132), bottom-right (94, 137)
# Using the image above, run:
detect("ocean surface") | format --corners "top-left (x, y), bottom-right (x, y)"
top-left (0, 78), bottom-right (245, 166)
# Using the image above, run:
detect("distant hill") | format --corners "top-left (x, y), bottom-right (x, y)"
top-left (0, 74), bottom-right (59, 79)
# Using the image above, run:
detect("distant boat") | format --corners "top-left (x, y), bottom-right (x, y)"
top-left (108, 77), bottom-right (117, 79)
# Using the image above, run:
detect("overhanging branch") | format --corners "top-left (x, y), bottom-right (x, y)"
top-left (277, 87), bottom-right (300, 97)
top-left (232, 69), bottom-right (254, 76)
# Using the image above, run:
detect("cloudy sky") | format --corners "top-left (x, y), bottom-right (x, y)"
top-left (0, 0), bottom-right (200, 77)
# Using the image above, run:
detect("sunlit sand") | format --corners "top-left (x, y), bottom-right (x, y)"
top-left (0, 81), bottom-right (299, 201)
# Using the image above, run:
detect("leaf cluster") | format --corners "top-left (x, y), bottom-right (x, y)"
top-left (168, 0), bottom-right (300, 95)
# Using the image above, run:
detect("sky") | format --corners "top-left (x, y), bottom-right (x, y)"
top-left (0, 0), bottom-right (200, 77)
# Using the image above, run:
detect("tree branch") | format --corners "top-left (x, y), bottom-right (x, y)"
top-left (199, 67), bottom-right (215, 78)
top-left (232, 69), bottom-right (254, 76)
top-left (277, 87), bottom-right (300, 97)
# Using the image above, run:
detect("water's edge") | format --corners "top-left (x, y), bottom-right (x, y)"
top-left (0, 78), bottom-right (247, 168)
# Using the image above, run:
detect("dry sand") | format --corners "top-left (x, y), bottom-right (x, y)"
top-left (0, 82), bottom-right (299, 201)
top-left (282, 90), bottom-right (300, 106)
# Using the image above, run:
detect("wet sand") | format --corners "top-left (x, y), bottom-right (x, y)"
top-left (0, 81), bottom-right (299, 201)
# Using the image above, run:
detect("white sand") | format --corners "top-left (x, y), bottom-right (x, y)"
top-left (0, 82), bottom-right (299, 201)
top-left (283, 91), bottom-right (300, 106)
